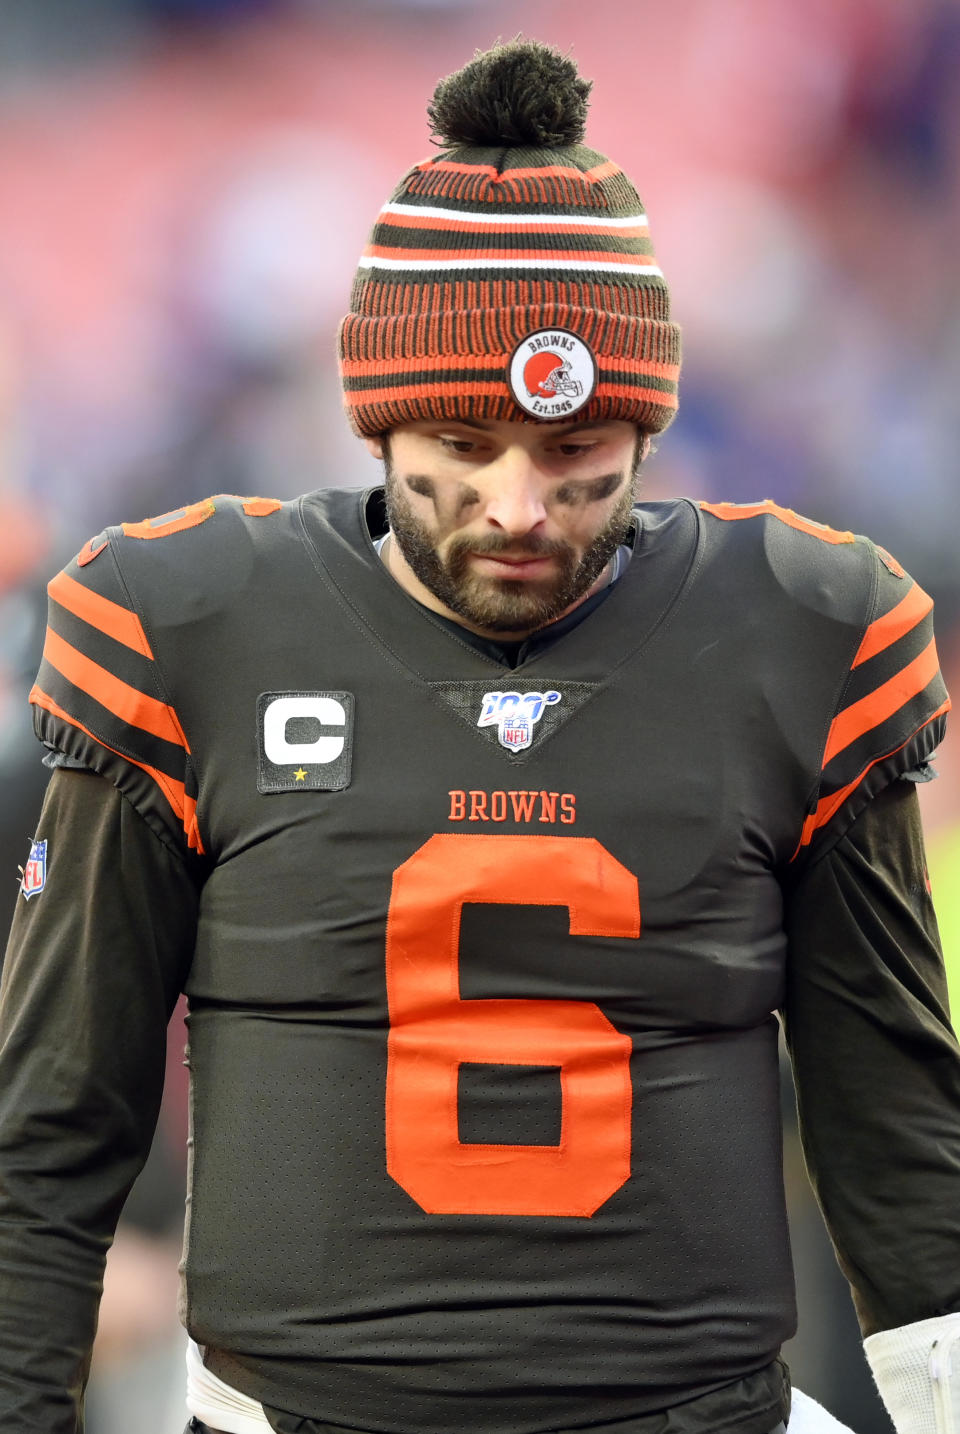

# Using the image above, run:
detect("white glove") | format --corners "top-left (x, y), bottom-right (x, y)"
top-left (864, 1312), bottom-right (960, 1434)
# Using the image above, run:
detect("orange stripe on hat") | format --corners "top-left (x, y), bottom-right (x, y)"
top-left (792, 698), bottom-right (951, 855)
top-left (599, 383), bottom-right (679, 408)
top-left (42, 628), bottom-right (189, 751)
top-left (48, 570), bottom-right (154, 658)
top-left (363, 244), bottom-right (660, 267)
top-left (822, 639), bottom-right (941, 768)
top-left (585, 160), bottom-right (622, 181)
top-left (344, 380), bottom-right (510, 407)
top-left (29, 685), bottom-right (203, 853)
top-left (341, 353), bottom-right (507, 378)
top-left (853, 582), bottom-right (933, 668)
top-left (341, 354), bottom-right (682, 384)
top-left (344, 378), bottom-right (678, 408)
top-left (416, 158), bottom-right (623, 184)
top-left (599, 357), bottom-right (682, 380)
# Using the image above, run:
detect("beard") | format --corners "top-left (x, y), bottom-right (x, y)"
top-left (383, 453), bottom-right (638, 635)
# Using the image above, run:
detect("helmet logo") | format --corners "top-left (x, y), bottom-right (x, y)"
top-left (524, 352), bottom-right (582, 400)
top-left (508, 329), bottom-right (597, 419)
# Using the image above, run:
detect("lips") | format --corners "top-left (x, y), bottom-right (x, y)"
top-left (470, 552), bottom-right (557, 579)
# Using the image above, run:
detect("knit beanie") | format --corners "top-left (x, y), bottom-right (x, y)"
top-left (337, 39), bottom-right (681, 437)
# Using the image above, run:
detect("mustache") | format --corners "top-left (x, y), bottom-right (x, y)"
top-left (448, 532), bottom-right (572, 560)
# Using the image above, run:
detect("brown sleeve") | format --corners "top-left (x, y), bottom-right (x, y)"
top-left (0, 767), bottom-right (199, 1433)
top-left (781, 776), bottom-right (960, 1335)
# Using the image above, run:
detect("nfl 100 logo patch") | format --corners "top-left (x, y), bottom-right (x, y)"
top-left (478, 690), bottom-right (561, 751)
top-left (20, 838), bottom-right (47, 900)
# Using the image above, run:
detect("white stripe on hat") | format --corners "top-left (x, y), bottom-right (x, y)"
top-left (381, 203), bottom-right (649, 229)
top-left (358, 256), bottom-right (664, 276)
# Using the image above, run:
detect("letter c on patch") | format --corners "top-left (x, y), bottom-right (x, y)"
top-left (263, 695), bottom-right (346, 765)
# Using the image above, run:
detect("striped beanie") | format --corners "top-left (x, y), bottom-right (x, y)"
top-left (338, 40), bottom-right (681, 437)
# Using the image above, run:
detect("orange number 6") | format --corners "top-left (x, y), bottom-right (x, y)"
top-left (385, 834), bottom-right (641, 1217)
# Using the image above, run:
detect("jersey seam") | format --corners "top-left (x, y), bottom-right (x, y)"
top-left (293, 492), bottom-right (494, 757)
top-left (113, 777), bottom-right (199, 868)
top-left (516, 498), bottom-right (703, 684)
top-left (356, 487), bottom-right (518, 670)
top-left (295, 492), bottom-right (467, 683)
top-left (790, 714), bottom-right (947, 872)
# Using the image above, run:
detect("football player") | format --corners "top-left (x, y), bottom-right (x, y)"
top-left (1, 38), bottom-right (957, 1434)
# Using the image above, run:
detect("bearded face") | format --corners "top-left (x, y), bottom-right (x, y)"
top-left (384, 455), bottom-right (638, 634)
top-left (371, 420), bottom-right (647, 638)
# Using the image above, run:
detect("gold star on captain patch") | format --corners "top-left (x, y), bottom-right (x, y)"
top-left (293, 768), bottom-right (307, 782)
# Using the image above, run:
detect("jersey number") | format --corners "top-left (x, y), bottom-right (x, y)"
top-left (385, 834), bottom-right (640, 1217)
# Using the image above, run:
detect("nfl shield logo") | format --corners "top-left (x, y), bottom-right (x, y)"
top-left (476, 689), bottom-right (562, 752)
top-left (21, 839), bottom-right (47, 900)
top-left (501, 716), bottom-right (531, 750)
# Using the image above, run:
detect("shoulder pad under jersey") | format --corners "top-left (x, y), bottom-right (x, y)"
top-left (29, 494), bottom-right (290, 858)
top-left (699, 500), bottom-right (950, 860)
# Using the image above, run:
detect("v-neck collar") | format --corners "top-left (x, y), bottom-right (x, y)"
top-left (296, 487), bottom-right (702, 686)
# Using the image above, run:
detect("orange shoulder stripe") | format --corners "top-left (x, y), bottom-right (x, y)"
top-left (29, 685), bottom-right (203, 853)
top-left (852, 582), bottom-right (933, 668)
top-left (822, 638), bottom-right (941, 768)
top-left (42, 628), bottom-right (189, 752)
top-left (793, 698), bottom-right (951, 855)
top-left (241, 497), bottom-right (282, 516)
top-left (122, 498), bottom-right (216, 540)
top-left (48, 570), bottom-right (154, 658)
top-left (700, 499), bottom-right (854, 545)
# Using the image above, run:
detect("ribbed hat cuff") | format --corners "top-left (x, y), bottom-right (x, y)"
top-left (338, 306), bottom-right (681, 438)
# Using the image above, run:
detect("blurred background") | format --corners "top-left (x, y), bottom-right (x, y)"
top-left (0, 1), bottom-right (957, 1431)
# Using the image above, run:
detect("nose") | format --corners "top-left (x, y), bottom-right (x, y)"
top-left (481, 448), bottom-right (548, 537)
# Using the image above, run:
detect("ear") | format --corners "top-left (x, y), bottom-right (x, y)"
top-left (365, 436), bottom-right (385, 461)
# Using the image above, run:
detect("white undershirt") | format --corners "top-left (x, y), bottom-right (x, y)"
top-left (186, 1339), bottom-right (271, 1433)
top-left (185, 1338), bottom-right (853, 1433)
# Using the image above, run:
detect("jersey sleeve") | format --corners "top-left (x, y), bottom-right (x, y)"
top-left (28, 532), bottom-right (203, 857)
top-left (793, 543), bottom-right (950, 863)
top-left (782, 778), bottom-right (960, 1335)
top-left (0, 767), bottom-right (199, 1433)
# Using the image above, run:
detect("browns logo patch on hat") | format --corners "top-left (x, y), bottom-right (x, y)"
top-left (508, 330), bottom-right (597, 420)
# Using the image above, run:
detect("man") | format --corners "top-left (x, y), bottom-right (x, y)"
top-left (0, 37), bottom-right (957, 1434)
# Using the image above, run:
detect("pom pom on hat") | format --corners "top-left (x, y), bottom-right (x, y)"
top-left (427, 39), bottom-right (591, 149)
top-left (338, 39), bottom-right (682, 438)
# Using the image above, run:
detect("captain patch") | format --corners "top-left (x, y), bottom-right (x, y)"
top-left (257, 692), bottom-right (354, 793)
